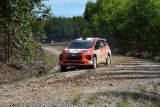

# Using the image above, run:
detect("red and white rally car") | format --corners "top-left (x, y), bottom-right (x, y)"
top-left (59, 37), bottom-right (111, 71)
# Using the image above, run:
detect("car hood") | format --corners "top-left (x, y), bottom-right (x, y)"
top-left (64, 49), bottom-right (90, 54)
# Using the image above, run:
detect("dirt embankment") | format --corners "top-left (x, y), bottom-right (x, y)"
top-left (0, 45), bottom-right (59, 85)
top-left (0, 44), bottom-right (160, 107)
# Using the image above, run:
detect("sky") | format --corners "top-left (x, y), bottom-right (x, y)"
top-left (43, 0), bottom-right (93, 18)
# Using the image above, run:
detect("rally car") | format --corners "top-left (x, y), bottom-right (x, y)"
top-left (59, 37), bottom-right (111, 71)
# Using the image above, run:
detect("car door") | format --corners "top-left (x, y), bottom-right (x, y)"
top-left (99, 40), bottom-right (108, 63)
top-left (94, 40), bottom-right (101, 63)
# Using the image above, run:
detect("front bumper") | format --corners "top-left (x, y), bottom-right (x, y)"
top-left (59, 59), bottom-right (93, 66)
top-left (59, 53), bottom-right (94, 66)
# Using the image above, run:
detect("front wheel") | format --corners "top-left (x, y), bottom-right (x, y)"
top-left (91, 57), bottom-right (97, 69)
top-left (60, 65), bottom-right (67, 71)
top-left (106, 55), bottom-right (111, 66)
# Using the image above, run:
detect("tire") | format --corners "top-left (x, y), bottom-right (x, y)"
top-left (78, 66), bottom-right (83, 70)
top-left (91, 57), bottom-right (97, 69)
top-left (60, 65), bottom-right (67, 71)
top-left (106, 55), bottom-right (111, 66)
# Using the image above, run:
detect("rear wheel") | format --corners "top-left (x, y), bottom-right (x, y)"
top-left (106, 55), bottom-right (111, 66)
top-left (60, 65), bottom-right (67, 71)
top-left (91, 57), bottom-right (97, 69)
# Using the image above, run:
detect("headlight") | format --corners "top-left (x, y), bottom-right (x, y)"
top-left (59, 54), bottom-right (63, 60)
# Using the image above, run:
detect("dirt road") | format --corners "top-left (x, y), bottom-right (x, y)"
top-left (0, 45), bottom-right (160, 107)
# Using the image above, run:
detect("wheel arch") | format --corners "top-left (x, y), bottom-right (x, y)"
top-left (108, 49), bottom-right (112, 57)
top-left (94, 54), bottom-right (97, 58)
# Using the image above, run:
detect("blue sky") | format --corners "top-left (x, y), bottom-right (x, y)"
top-left (44, 0), bottom-right (92, 17)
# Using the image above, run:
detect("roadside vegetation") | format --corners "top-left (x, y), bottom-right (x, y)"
top-left (67, 85), bottom-right (160, 107)
top-left (136, 84), bottom-right (147, 94)
top-left (0, 0), bottom-right (51, 63)
top-left (83, 0), bottom-right (160, 57)
top-left (116, 100), bottom-right (128, 107)
top-left (154, 81), bottom-right (160, 92)
top-left (68, 81), bottom-right (160, 107)
top-left (36, 49), bottom-right (58, 77)
top-left (0, 0), bottom-right (57, 83)
top-left (85, 93), bottom-right (98, 104)
top-left (70, 93), bottom-right (81, 105)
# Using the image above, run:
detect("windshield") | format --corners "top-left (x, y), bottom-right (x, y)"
top-left (68, 40), bottom-right (94, 49)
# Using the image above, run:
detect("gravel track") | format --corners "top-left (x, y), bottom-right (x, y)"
top-left (0, 45), bottom-right (160, 107)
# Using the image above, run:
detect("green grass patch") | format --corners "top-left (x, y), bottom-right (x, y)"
top-left (70, 93), bottom-right (81, 105)
top-left (86, 94), bottom-right (98, 105)
top-left (99, 91), bottom-right (114, 96)
top-left (116, 100), bottom-right (129, 107)
top-left (36, 50), bottom-right (58, 77)
top-left (139, 102), bottom-right (159, 107)
top-left (136, 84), bottom-right (147, 94)
top-left (153, 81), bottom-right (160, 92)
top-left (44, 50), bottom-right (58, 66)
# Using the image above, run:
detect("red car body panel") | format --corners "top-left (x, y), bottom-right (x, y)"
top-left (59, 38), bottom-right (111, 67)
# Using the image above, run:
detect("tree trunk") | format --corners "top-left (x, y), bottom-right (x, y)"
top-left (4, 24), bottom-right (10, 63)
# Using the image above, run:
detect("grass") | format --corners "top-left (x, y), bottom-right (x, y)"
top-left (36, 50), bottom-right (58, 77)
top-left (86, 94), bottom-right (98, 105)
top-left (136, 84), bottom-right (147, 94)
top-left (44, 50), bottom-right (58, 66)
top-left (153, 81), bottom-right (160, 92)
top-left (36, 68), bottom-right (47, 77)
top-left (99, 91), bottom-right (114, 96)
top-left (70, 93), bottom-right (81, 105)
top-left (116, 100), bottom-right (129, 107)
top-left (68, 90), bottom-right (160, 106)
top-left (139, 102), bottom-right (159, 107)
top-left (51, 105), bottom-right (63, 107)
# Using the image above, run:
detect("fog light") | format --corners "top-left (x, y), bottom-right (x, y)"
top-left (86, 55), bottom-right (92, 61)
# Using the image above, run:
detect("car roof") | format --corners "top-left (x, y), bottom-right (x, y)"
top-left (75, 37), bottom-right (106, 41)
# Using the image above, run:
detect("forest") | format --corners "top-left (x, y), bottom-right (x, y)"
top-left (45, 0), bottom-right (160, 56)
top-left (44, 16), bottom-right (90, 42)
top-left (0, 0), bottom-right (51, 63)
top-left (83, 0), bottom-right (160, 55)
top-left (1, 0), bottom-right (160, 63)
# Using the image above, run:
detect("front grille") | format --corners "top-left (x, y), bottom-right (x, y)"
top-left (66, 53), bottom-right (82, 60)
